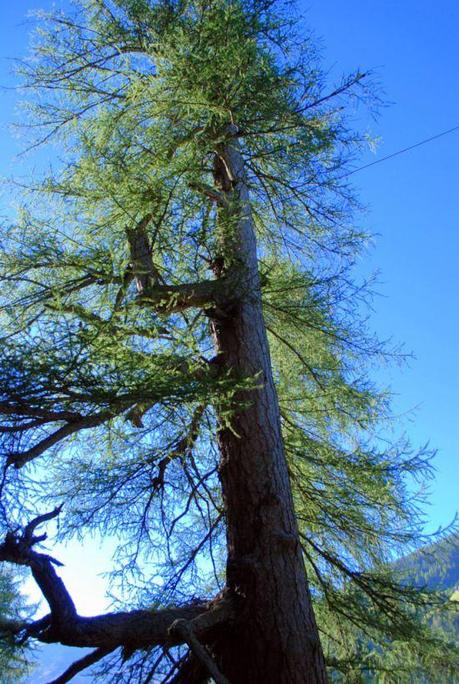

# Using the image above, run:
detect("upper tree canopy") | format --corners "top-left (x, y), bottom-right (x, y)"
top-left (0, 0), bottom-right (457, 681)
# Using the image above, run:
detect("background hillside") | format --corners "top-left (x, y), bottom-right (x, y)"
top-left (395, 532), bottom-right (459, 593)
top-left (394, 532), bottom-right (459, 649)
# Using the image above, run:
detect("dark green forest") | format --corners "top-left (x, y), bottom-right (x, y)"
top-left (328, 533), bottom-right (459, 683)
top-left (396, 532), bottom-right (459, 593)
top-left (395, 533), bottom-right (459, 648)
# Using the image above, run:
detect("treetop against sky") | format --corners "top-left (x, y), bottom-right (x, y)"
top-left (1, 0), bottom-right (456, 531)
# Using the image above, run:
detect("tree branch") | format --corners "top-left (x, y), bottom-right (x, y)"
top-left (296, 71), bottom-right (367, 114)
top-left (189, 181), bottom-right (229, 207)
top-left (137, 276), bottom-right (238, 315)
top-left (0, 513), bottom-right (232, 654)
top-left (23, 505), bottom-right (64, 544)
top-left (48, 646), bottom-right (115, 684)
top-left (169, 619), bottom-right (229, 684)
top-left (149, 404), bottom-right (205, 489)
top-left (2, 357), bottom-right (219, 470)
top-left (125, 214), bottom-right (158, 294)
top-left (0, 508), bottom-right (77, 627)
top-left (6, 410), bottom-right (114, 469)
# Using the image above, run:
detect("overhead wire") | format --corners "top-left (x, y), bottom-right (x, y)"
top-left (341, 124), bottom-right (459, 178)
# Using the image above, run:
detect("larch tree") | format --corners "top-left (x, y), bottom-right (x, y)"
top-left (0, 1), bottom-right (457, 682)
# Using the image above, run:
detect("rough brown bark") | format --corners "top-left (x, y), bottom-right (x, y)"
top-left (211, 127), bottom-right (327, 683)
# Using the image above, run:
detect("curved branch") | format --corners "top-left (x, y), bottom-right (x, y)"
top-left (6, 410), bottom-right (114, 469)
top-left (170, 618), bottom-right (229, 684)
top-left (0, 512), bottom-right (233, 654)
top-left (0, 512), bottom-right (77, 626)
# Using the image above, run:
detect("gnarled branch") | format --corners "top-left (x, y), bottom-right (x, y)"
top-left (0, 507), bottom-right (76, 626)
top-left (0, 512), bottom-right (233, 656)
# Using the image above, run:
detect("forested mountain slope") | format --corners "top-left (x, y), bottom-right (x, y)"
top-left (395, 532), bottom-right (459, 593)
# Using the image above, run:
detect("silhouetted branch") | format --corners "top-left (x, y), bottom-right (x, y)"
top-left (48, 646), bottom-right (115, 684)
top-left (0, 512), bottom-right (232, 655)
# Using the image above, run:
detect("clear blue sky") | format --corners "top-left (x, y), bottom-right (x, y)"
top-left (304, 0), bottom-right (458, 533)
top-left (0, 0), bottom-right (457, 616)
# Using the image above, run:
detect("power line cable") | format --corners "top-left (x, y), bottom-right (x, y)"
top-left (341, 124), bottom-right (459, 178)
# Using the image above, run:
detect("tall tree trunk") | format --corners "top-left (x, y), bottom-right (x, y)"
top-left (211, 128), bottom-right (327, 683)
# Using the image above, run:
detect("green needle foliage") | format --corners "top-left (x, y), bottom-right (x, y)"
top-left (0, 0), bottom-right (457, 680)
top-left (0, 569), bottom-right (32, 682)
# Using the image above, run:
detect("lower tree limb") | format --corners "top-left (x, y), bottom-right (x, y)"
top-left (0, 511), bottom-right (233, 674)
